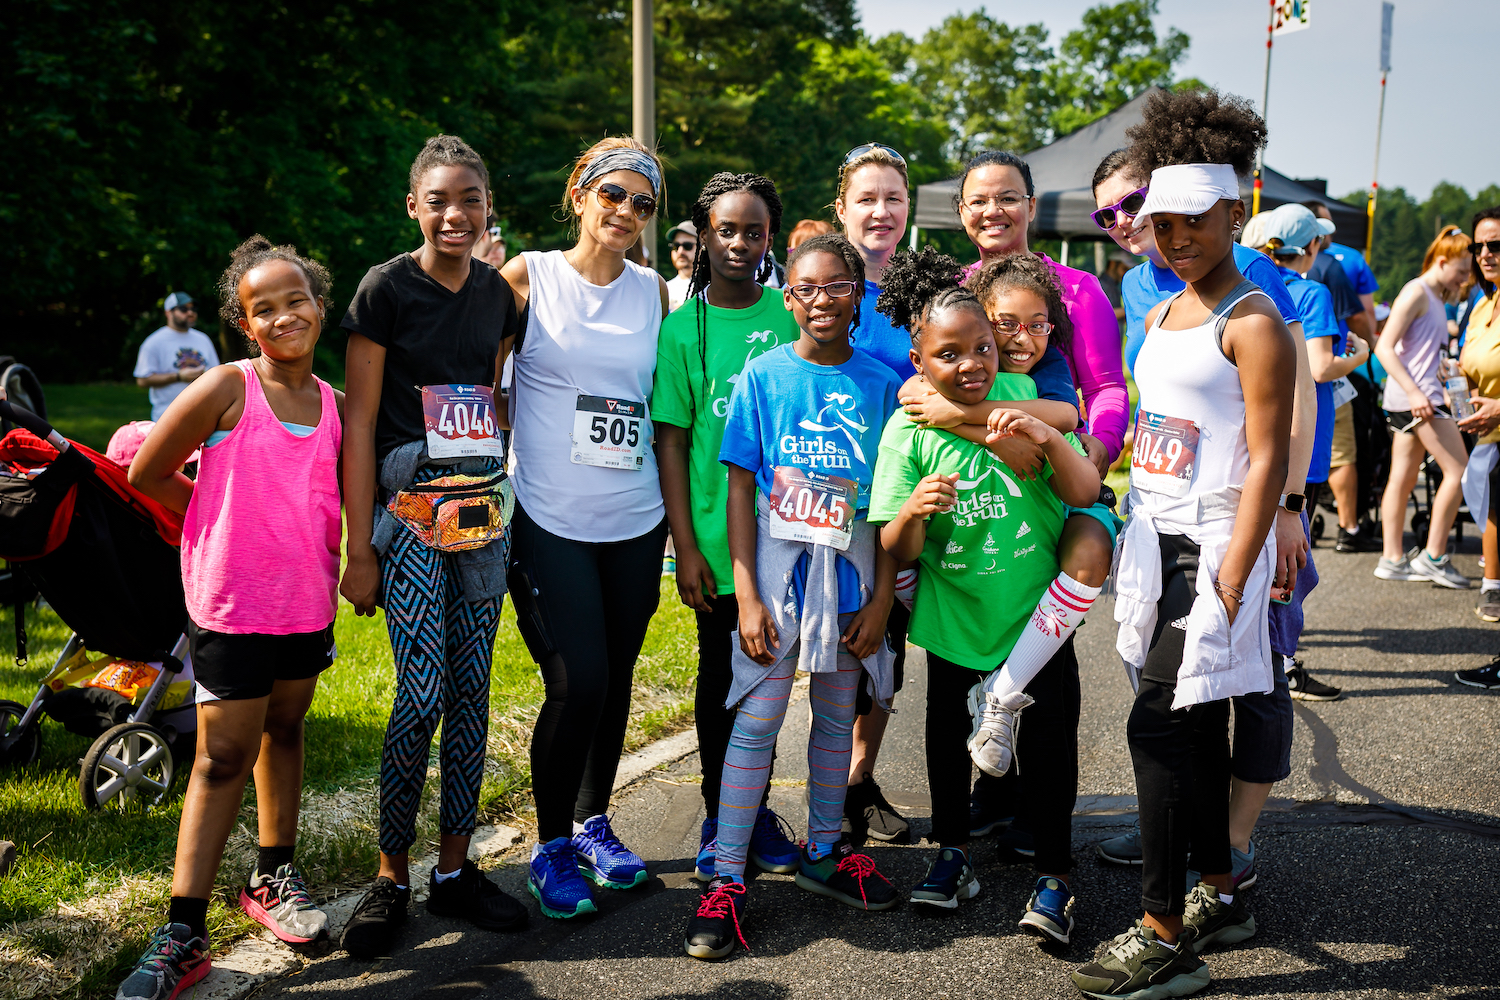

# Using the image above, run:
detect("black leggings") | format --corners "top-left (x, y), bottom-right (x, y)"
top-left (509, 503), bottom-right (668, 842)
top-left (1127, 533), bottom-right (1231, 915)
top-left (927, 639), bottom-right (1079, 875)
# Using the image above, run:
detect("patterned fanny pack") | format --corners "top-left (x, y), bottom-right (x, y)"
top-left (388, 471), bottom-right (514, 551)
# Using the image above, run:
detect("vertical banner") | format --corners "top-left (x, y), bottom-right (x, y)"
top-left (1273, 0), bottom-right (1311, 35)
top-left (1379, 1), bottom-right (1394, 72)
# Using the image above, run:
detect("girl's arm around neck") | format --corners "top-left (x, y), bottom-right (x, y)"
top-left (898, 375), bottom-right (1078, 436)
top-left (984, 410), bottom-right (1100, 508)
top-left (338, 334), bottom-right (385, 617)
top-left (127, 364), bottom-right (241, 515)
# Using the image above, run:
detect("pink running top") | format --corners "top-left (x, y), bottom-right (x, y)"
top-left (182, 359), bottom-right (342, 634)
top-left (963, 253), bottom-right (1130, 461)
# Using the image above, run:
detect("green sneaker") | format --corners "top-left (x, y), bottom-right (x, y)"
top-left (1070, 922), bottom-right (1210, 999)
top-left (1182, 881), bottom-right (1256, 953)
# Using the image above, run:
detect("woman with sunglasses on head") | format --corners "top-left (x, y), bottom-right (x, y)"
top-left (1372, 224), bottom-right (1475, 589)
top-left (1457, 208), bottom-right (1500, 678)
top-left (498, 136), bottom-right (671, 920)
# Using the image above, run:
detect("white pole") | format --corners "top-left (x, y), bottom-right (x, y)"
top-left (1367, 3), bottom-right (1394, 262)
top-left (632, 0), bottom-right (656, 266)
top-left (1060, 239), bottom-right (1070, 268)
top-left (1254, 0), bottom-right (1274, 215)
top-left (910, 226), bottom-right (919, 251)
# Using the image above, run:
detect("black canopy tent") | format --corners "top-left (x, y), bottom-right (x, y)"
top-left (912, 87), bottom-right (1367, 251)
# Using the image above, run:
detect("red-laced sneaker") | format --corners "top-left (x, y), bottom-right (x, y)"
top-left (683, 875), bottom-right (748, 959)
top-left (793, 839), bottom-right (899, 910)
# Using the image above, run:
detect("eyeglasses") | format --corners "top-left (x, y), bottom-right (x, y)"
top-left (992, 319), bottom-right (1053, 338)
top-left (841, 143), bottom-right (906, 170)
top-left (788, 280), bottom-right (857, 302)
top-left (964, 193), bottom-right (1028, 216)
top-left (587, 182), bottom-right (657, 221)
top-left (1091, 186), bottom-right (1150, 232)
top-left (1470, 240), bottom-right (1500, 257)
top-left (670, 241), bottom-right (697, 253)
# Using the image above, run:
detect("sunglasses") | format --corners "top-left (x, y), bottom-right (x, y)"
top-left (841, 142), bottom-right (906, 169)
top-left (1470, 240), bottom-right (1500, 257)
top-left (1091, 186), bottom-right (1150, 232)
top-left (588, 182), bottom-right (657, 221)
top-left (992, 319), bottom-right (1054, 338)
top-left (670, 241), bottom-right (697, 252)
top-left (788, 280), bottom-right (857, 302)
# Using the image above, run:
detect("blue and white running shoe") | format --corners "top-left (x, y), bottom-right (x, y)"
top-left (571, 814), bottom-right (648, 889)
top-left (1018, 875), bottom-right (1076, 944)
top-left (528, 837), bottom-right (598, 919)
top-left (749, 806), bottom-right (800, 874)
top-left (694, 817), bottom-right (718, 882)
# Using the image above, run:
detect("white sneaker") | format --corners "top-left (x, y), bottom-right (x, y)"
top-left (965, 683), bottom-right (1033, 777)
top-left (1373, 550), bottom-right (1422, 581)
top-left (1406, 549), bottom-right (1471, 589)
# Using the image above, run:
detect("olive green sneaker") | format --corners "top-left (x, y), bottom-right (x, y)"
top-left (1182, 881), bottom-right (1256, 953)
top-left (1070, 922), bottom-right (1210, 999)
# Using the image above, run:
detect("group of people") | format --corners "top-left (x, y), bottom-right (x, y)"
top-left (109, 83), bottom-right (1500, 1000)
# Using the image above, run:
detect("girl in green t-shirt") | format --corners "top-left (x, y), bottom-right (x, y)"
top-left (869, 249), bottom-right (1101, 940)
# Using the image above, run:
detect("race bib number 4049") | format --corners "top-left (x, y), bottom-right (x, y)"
top-left (422, 384), bottom-right (503, 459)
top-left (570, 395), bottom-right (648, 470)
top-left (768, 466), bottom-right (857, 550)
top-left (1130, 410), bottom-right (1200, 498)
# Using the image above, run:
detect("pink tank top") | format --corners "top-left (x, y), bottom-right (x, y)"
top-left (182, 359), bottom-right (342, 634)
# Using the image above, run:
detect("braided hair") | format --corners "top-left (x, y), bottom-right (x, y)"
top-left (682, 172), bottom-right (784, 426)
top-left (874, 246), bottom-right (986, 344)
top-left (217, 235), bottom-right (333, 354)
top-left (965, 253), bottom-right (1074, 356)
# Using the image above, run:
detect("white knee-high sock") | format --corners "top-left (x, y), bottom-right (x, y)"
top-left (986, 572), bottom-right (1101, 697)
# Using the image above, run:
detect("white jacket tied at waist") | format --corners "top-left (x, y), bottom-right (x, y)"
top-left (1113, 484), bottom-right (1276, 709)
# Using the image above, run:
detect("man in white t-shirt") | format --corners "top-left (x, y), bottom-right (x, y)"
top-left (663, 220), bottom-right (697, 312)
top-left (133, 291), bottom-right (221, 419)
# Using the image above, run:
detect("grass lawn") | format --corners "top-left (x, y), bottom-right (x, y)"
top-left (0, 384), bottom-right (699, 1000)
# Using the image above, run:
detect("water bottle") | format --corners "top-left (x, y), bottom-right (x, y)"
top-left (1443, 357), bottom-right (1475, 419)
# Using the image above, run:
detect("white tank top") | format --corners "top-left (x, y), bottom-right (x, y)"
top-left (509, 250), bottom-right (665, 542)
top-left (1132, 282), bottom-right (1271, 498)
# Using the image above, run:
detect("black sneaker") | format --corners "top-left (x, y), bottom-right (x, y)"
top-left (795, 839), bottom-right (899, 910)
top-left (1456, 656), bottom-right (1500, 689)
top-left (341, 876), bottom-right (410, 959)
top-left (683, 875), bottom-right (748, 959)
top-left (993, 822), bottom-right (1036, 864)
top-left (1285, 661), bottom-right (1341, 701)
top-left (968, 774), bottom-right (1015, 838)
top-left (1335, 526), bottom-right (1382, 553)
top-left (843, 773), bottom-right (910, 844)
top-left (427, 860), bottom-right (528, 931)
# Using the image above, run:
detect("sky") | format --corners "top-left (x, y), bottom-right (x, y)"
top-left (857, 0), bottom-right (1497, 201)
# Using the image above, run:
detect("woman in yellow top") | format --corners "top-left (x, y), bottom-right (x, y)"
top-left (1458, 206), bottom-right (1500, 688)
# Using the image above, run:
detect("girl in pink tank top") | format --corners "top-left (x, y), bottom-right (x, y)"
top-left (120, 236), bottom-right (344, 990)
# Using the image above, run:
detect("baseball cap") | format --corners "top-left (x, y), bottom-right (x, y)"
top-left (665, 221), bottom-right (698, 243)
top-left (1259, 204), bottom-right (1336, 256)
top-left (1239, 211), bottom-right (1272, 249)
top-left (164, 292), bottom-right (194, 311)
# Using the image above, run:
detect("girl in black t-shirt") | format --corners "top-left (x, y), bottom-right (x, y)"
top-left (338, 135), bottom-right (527, 958)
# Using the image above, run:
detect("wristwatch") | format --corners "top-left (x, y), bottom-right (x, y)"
top-left (1278, 492), bottom-right (1306, 513)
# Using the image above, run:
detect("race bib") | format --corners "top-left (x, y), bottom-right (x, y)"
top-left (1331, 376), bottom-right (1358, 410)
top-left (570, 395), bottom-right (648, 470)
top-left (768, 466), bottom-right (857, 551)
top-left (422, 384), bottom-right (503, 459)
top-left (1130, 411), bottom-right (1200, 498)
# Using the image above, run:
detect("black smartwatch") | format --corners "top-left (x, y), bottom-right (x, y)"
top-left (1278, 492), bottom-right (1306, 513)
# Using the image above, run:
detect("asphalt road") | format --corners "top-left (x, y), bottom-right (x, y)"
top-left (250, 529), bottom-right (1500, 1000)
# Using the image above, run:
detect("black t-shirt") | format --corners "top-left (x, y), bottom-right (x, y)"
top-left (1308, 253), bottom-right (1362, 328)
top-left (341, 254), bottom-right (520, 460)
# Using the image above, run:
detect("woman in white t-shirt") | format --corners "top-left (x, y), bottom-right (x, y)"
top-left (500, 137), bottom-right (670, 921)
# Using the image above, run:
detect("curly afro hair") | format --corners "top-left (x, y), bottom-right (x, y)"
top-left (217, 235), bottom-right (332, 353)
top-left (874, 246), bottom-right (987, 343)
top-left (1125, 88), bottom-right (1267, 180)
top-left (965, 252), bottom-right (1073, 356)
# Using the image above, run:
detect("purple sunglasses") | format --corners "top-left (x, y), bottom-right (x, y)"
top-left (1092, 186), bottom-right (1149, 232)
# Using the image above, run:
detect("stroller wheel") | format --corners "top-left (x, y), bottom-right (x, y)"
top-left (1411, 512), bottom-right (1431, 549)
top-left (79, 722), bottom-right (176, 811)
top-left (0, 700), bottom-right (39, 767)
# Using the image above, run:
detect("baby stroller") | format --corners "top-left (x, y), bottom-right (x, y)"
top-left (0, 395), bottom-right (198, 810)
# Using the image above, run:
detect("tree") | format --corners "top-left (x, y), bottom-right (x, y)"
top-left (1042, 0), bottom-right (1193, 137)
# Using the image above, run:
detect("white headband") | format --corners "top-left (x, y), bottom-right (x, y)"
top-left (1135, 163), bottom-right (1241, 218)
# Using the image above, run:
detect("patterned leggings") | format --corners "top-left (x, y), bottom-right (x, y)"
top-left (714, 647), bottom-right (862, 878)
top-left (377, 522), bottom-right (503, 855)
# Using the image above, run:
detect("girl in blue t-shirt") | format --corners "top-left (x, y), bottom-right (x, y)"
top-left (682, 234), bottom-right (901, 960)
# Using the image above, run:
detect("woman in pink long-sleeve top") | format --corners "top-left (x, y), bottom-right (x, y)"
top-left (955, 150), bottom-right (1129, 475)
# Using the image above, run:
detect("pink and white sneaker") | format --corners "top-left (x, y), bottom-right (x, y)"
top-left (239, 863), bottom-right (327, 943)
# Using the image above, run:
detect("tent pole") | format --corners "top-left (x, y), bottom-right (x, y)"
top-left (910, 226), bottom-right (919, 251)
top-left (1254, 0), bottom-right (1274, 216)
top-left (1060, 239), bottom-right (1070, 267)
top-left (1095, 242), bottom-right (1105, 275)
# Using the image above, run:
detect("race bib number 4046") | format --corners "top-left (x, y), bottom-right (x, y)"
top-left (422, 384), bottom-right (503, 459)
top-left (1130, 410), bottom-right (1200, 498)
top-left (768, 466), bottom-right (857, 550)
top-left (570, 395), bottom-right (648, 470)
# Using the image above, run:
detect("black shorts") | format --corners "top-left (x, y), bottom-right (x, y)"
top-left (1385, 405), bottom-right (1451, 435)
top-left (190, 622), bottom-right (336, 701)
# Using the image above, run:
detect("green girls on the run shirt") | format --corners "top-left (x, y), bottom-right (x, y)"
top-left (650, 284), bottom-right (801, 593)
top-left (868, 372), bottom-right (1079, 670)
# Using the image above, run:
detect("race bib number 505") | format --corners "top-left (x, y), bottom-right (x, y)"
top-left (1130, 410), bottom-right (1200, 498)
top-left (768, 466), bottom-right (857, 550)
top-left (570, 395), bottom-right (648, 470)
top-left (422, 384), bottom-right (503, 459)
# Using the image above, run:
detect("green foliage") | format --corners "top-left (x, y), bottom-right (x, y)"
top-left (1044, 0), bottom-right (1191, 137)
top-left (1343, 183), bottom-right (1500, 303)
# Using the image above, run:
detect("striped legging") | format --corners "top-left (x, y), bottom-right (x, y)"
top-left (714, 645), bottom-right (862, 878)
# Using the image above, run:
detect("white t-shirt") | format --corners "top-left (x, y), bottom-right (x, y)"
top-left (133, 327), bottom-right (221, 419)
top-left (666, 274), bottom-right (692, 313)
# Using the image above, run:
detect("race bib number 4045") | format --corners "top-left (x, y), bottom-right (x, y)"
top-left (768, 466), bottom-right (857, 550)
top-left (570, 395), bottom-right (648, 470)
top-left (422, 384), bottom-right (503, 459)
top-left (1130, 410), bottom-right (1200, 498)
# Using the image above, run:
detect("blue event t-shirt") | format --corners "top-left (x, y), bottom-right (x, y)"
top-left (1123, 243), bottom-right (1301, 375)
top-left (1326, 241), bottom-right (1379, 296)
top-left (1276, 265), bottom-right (1345, 484)
top-left (1308, 253), bottom-right (1363, 336)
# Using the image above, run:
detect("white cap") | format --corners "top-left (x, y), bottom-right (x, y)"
top-left (1136, 163), bottom-right (1241, 218)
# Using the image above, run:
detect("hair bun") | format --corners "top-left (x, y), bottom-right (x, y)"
top-left (230, 234), bottom-right (274, 261)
